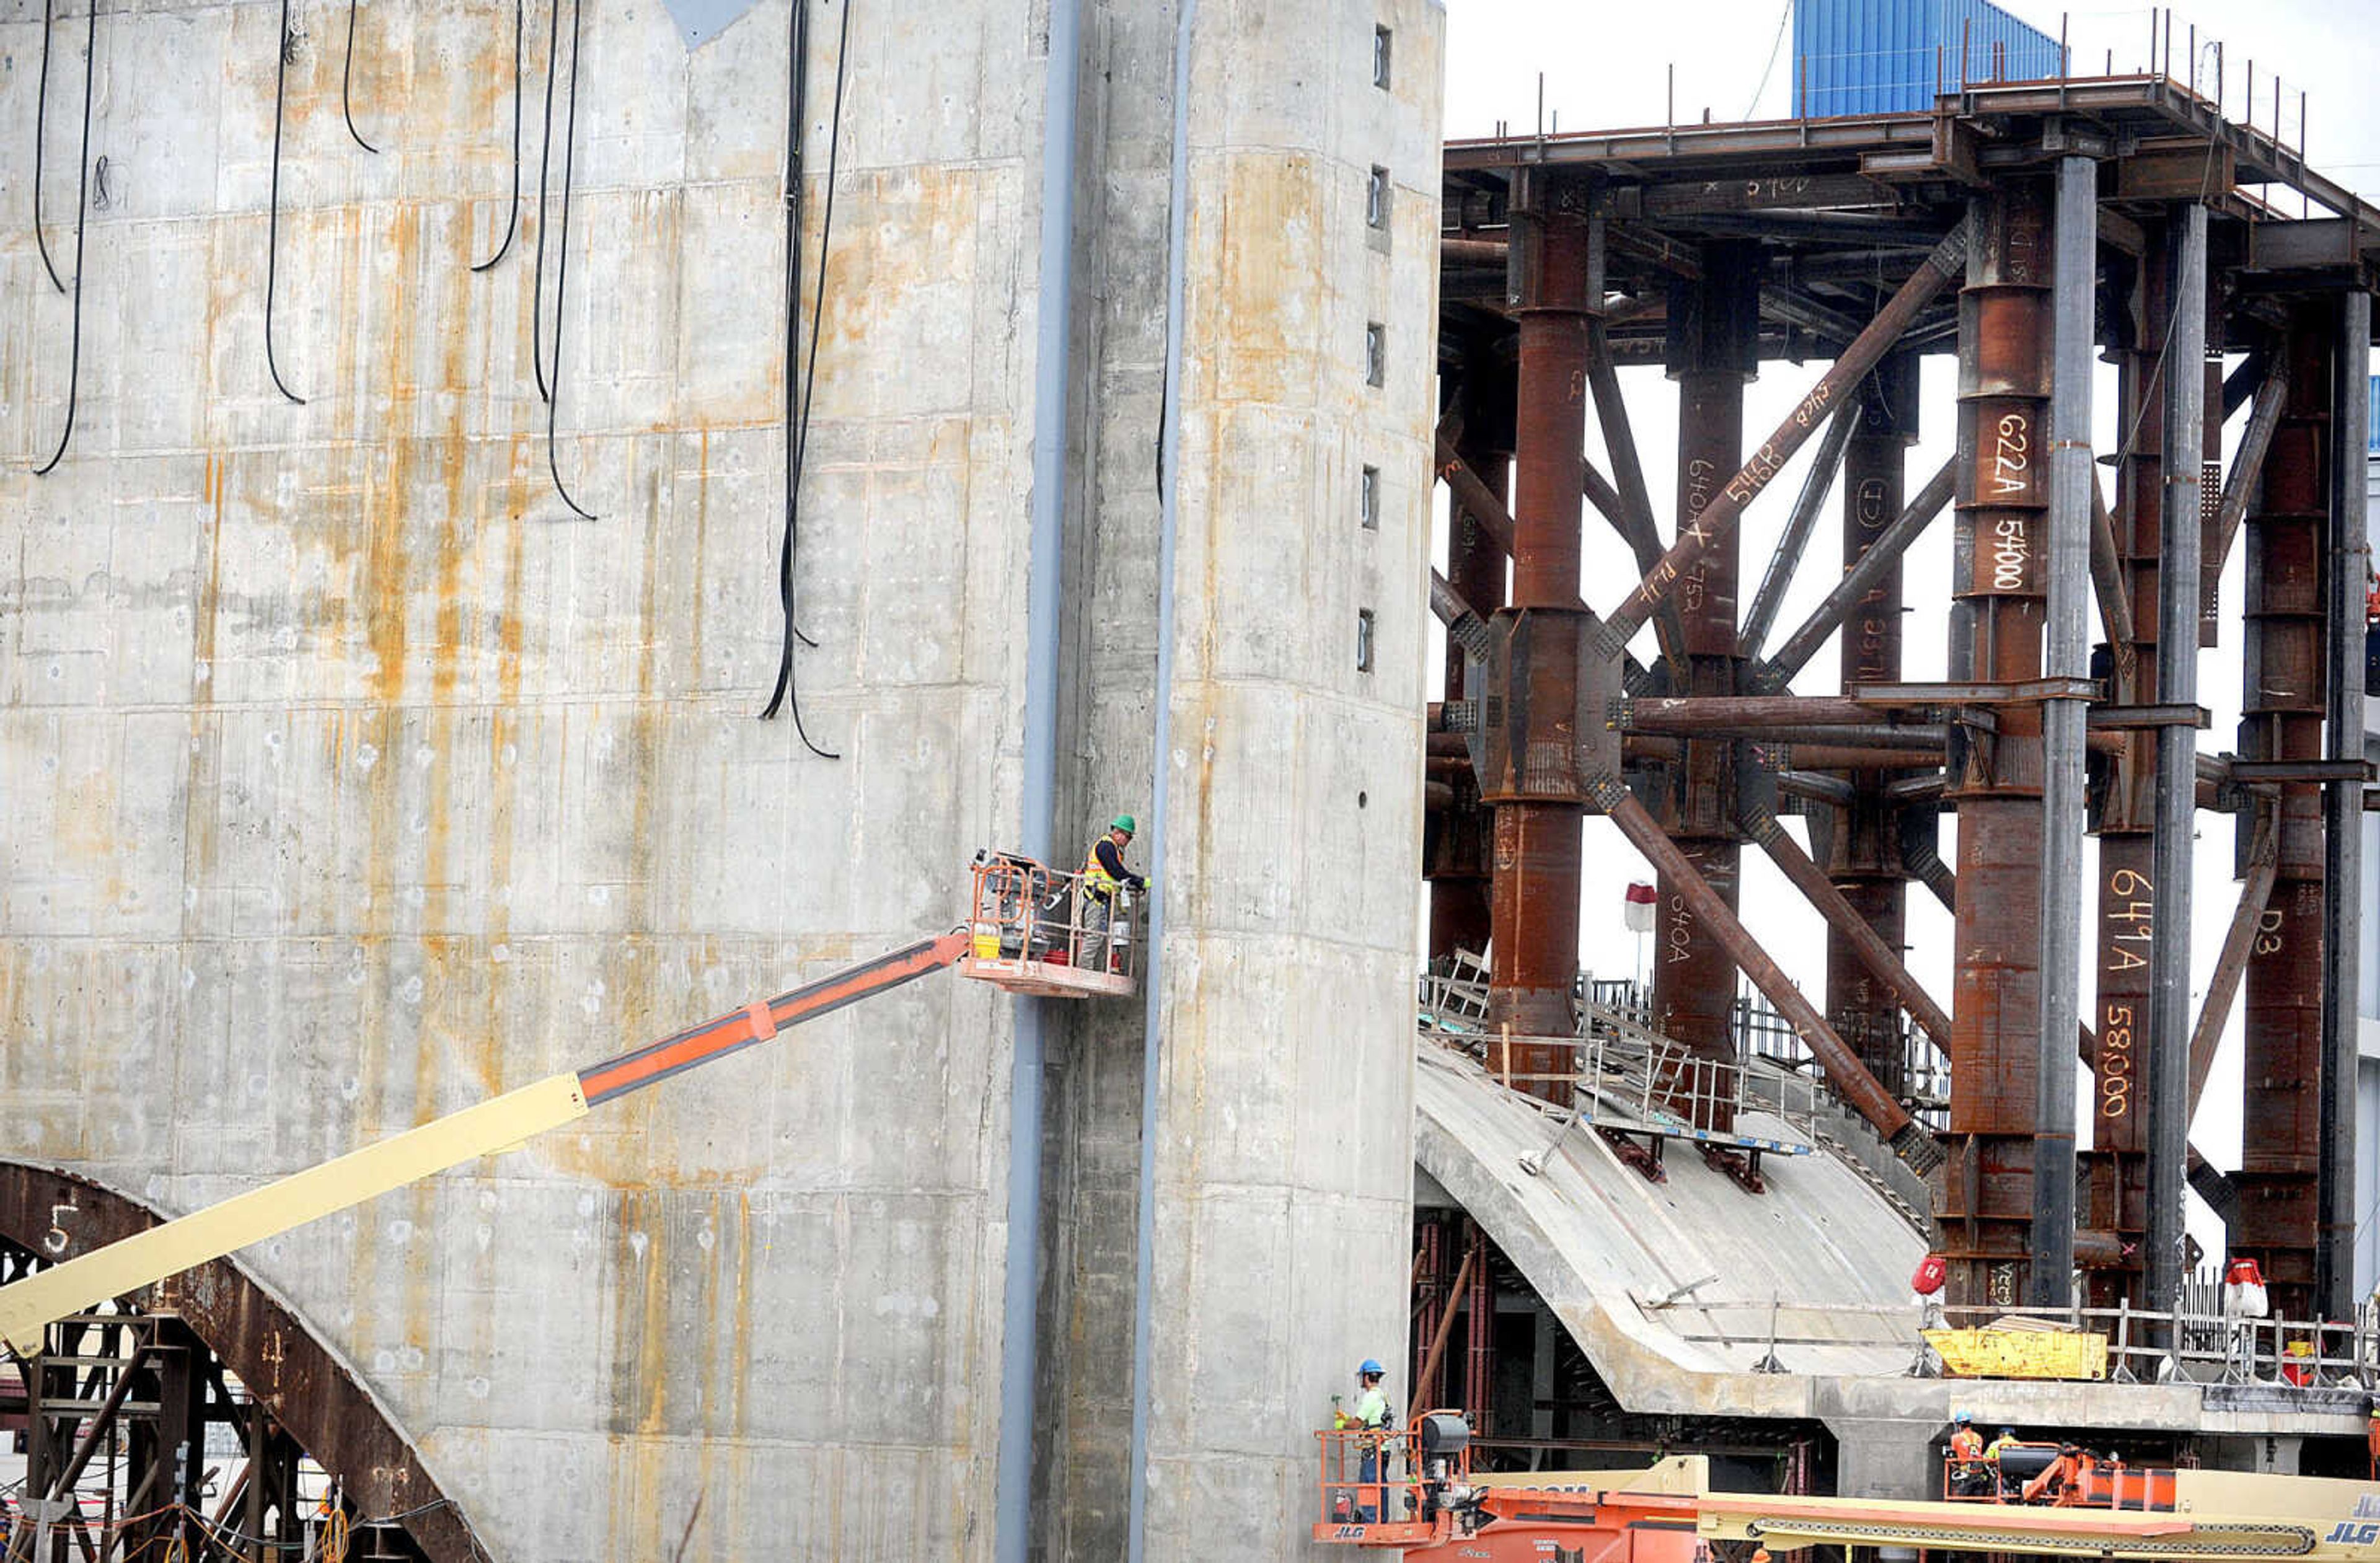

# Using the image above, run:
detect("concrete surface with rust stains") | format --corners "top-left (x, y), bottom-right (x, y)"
top-left (0, 0), bottom-right (1443, 1557)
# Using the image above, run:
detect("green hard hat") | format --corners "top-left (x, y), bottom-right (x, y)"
top-left (1112, 814), bottom-right (1137, 834)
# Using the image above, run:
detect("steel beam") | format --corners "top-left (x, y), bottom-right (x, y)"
top-left (2189, 810), bottom-right (2278, 1118)
top-left (1595, 220), bottom-right (1969, 656)
top-left (1745, 809), bottom-right (1950, 1049)
top-left (2144, 202), bottom-right (2208, 1321)
top-left (2028, 156), bottom-right (2095, 1307)
top-left (1586, 320), bottom-right (1691, 669)
top-left (1938, 180), bottom-right (2053, 1311)
top-left (2317, 288), bottom-right (2369, 1319)
top-left (1597, 778), bottom-right (1933, 1166)
top-left (1753, 456), bottom-right (1955, 690)
top-left (1486, 172), bottom-right (1592, 1081)
top-left (2205, 363), bottom-right (2291, 640)
top-left (2090, 477), bottom-right (2141, 697)
top-left (1740, 403), bottom-right (1861, 661)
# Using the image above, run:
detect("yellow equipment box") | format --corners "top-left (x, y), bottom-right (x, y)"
top-left (1923, 1326), bottom-right (2110, 1380)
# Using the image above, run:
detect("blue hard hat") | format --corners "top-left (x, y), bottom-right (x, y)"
top-left (1954, 1409), bottom-right (1971, 1423)
top-left (1358, 1358), bottom-right (1385, 1377)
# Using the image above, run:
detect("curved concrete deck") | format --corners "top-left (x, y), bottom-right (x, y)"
top-left (1414, 1046), bottom-right (2365, 1482)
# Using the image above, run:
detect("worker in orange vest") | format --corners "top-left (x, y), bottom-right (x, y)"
top-left (1946, 1411), bottom-right (1990, 1496)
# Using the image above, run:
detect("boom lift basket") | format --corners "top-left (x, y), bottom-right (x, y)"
top-left (959, 852), bottom-right (1140, 998)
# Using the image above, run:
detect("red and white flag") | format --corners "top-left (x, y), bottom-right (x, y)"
top-left (1622, 881), bottom-right (1657, 933)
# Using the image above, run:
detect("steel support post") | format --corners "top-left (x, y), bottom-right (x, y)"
top-left (1827, 353), bottom-right (1921, 1096)
top-left (2028, 156), bottom-right (2096, 1308)
top-left (1740, 401), bottom-right (1862, 661)
top-left (2145, 203), bottom-right (2208, 1322)
top-left (2237, 306), bottom-right (2333, 1319)
top-left (1430, 358), bottom-right (1514, 961)
top-left (1654, 242), bottom-right (1760, 1129)
top-left (1940, 181), bottom-right (2054, 1310)
top-left (1755, 455), bottom-right (1955, 690)
top-left (2317, 288), bottom-right (2369, 1319)
top-left (2083, 227), bottom-right (2172, 1310)
top-left (1486, 171), bottom-right (1591, 1090)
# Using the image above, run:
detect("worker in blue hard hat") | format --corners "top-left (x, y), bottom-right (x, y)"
top-left (1947, 1409), bottom-right (1990, 1496)
top-left (1080, 814), bottom-right (1148, 971)
top-left (1338, 1358), bottom-right (1394, 1521)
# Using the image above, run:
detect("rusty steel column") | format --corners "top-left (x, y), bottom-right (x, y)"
top-left (1939, 180), bottom-right (2054, 1311)
top-left (1429, 358), bottom-right (1514, 961)
top-left (2081, 229), bottom-right (2171, 1310)
top-left (2238, 306), bottom-right (2335, 1321)
top-left (1486, 170), bottom-right (1591, 1092)
top-left (1653, 242), bottom-right (1760, 1128)
top-left (1826, 353), bottom-right (1920, 1097)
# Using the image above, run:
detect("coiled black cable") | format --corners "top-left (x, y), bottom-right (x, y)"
top-left (32, 0), bottom-right (65, 293)
top-left (32, 0), bottom-right (97, 477)
top-left (530, 0), bottom-right (563, 401)
top-left (265, 0), bottom-right (306, 405)
top-left (542, 0), bottom-right (594, 520)
top-left (470, 0), bottom-right (526, 272)
top-left (759, 0), bottom-right (854, 759)
top-left (342, 0), bottom-right (380, 153)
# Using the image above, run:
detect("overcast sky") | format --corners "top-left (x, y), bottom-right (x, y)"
top-left (1433, 0), bottom-right (2380, 1259)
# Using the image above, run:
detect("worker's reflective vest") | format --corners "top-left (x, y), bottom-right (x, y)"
top-left (1083, 843), bottom-right (1120, 903)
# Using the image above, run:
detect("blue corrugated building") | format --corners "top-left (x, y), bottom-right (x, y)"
top-left (1794, 0), bottom-right (2065, 117)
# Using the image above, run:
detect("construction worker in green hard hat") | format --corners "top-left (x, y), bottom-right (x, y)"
top-left (1080, 814), bottom-right (1148, 971)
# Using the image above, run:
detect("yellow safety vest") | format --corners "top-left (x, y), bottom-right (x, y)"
top-left (1083, 842), bottom-right (1119, 901)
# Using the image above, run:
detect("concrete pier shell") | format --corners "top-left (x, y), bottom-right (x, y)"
top-left (0, 1), bottom-right (1444, 1557)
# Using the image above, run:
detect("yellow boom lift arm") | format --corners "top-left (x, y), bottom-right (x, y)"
top-left (0, 931), bottom-right (972, 1355)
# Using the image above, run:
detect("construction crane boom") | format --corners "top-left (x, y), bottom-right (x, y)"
top-left (0, 930), bottom-right (974, 1355)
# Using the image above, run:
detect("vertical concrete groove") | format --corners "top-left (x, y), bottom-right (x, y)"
top-left (1125, 1), bottom-right (1194, 1553)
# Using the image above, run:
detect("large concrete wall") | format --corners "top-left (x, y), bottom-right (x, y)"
top-left (0, 0), bottom-right (1440, 1557)
top-left (2, 1), bottom-right (1038, 1556)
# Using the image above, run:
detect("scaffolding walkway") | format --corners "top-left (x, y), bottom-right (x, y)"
top-left (1419, 951), bottom-right (1815, 1173)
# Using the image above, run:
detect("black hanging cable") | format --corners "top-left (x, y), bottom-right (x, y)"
top-left (341, 0), bottom-right (381, 153)
top-left (32, 0), bottom-right (66, 293)
top-left (470, 0), bottom-right (526, 272)
top-left (542, 0), bottom-right (594, 521)
top-left (530, 0), bottom-right (563, 401)
top-left (265, 0), bottom-right (306, 405)
top-left (759, 0), bottom-right (853, 759)
top-left (774, 0), bottom-right (818, 654)
top-left (32, 0), bottom-right (96, 477)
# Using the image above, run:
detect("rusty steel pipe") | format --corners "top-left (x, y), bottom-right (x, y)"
top-left (1434, 433), bottom-right (1517, 556)
top-left (1939, 180), bottom-right (2054, 1310)
top-left (1779, 746), bottom-right (1948, 772)
top-left (1744, 810), bottom-right (1952, 1049)
top-left (1596, 219), bottom-right (1970, 656)
top-left (1487, 180), bottom-right (1593, 1067)
top-left (1597, 778), bottom-right (1931, 1161)
top-left (1652, 243), bottom-right (1761, 1131)
top-left (1621, 696), bottom-right (1896, 731)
